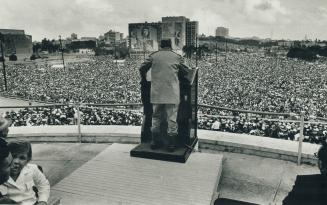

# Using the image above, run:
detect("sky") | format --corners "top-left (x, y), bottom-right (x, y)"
top-left (0, 0), bottom-right (326, 41)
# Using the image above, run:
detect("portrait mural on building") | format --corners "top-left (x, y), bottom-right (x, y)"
top-left (174, 22), bottom-right (183, 49)
top-left (162, 21), bottom-right (185, 50)
top-left (129, 24), bottom-right (159, 52)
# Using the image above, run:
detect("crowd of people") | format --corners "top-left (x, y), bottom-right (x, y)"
top-left (1, 52), bottom-right (327, 145)
top-left (4, 106), bottom-right (142, 127)
top-left (4, 55), bottom-right (142, 104)
top-left (199, 115), bottom-right (327, 145)
top-left (197, 53), bottom-right (327, 118)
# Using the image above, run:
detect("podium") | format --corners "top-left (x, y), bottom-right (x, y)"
top-left (130, 68), bottom-right (198, 163)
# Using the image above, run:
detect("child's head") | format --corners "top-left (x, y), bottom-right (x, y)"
top-left (8, 141), bottom-right (32, 178)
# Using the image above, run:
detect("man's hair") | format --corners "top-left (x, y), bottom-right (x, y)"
top-left (160, 39), bottom-right (172, 49)
top-left (0, 138), bottom-right (9, 163)
top-left (8, 141), bottom-right (32, 161)
top-left (318, 144), bottom-right (327, 164)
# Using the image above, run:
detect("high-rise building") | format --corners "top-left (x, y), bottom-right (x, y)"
top-left (186, 21), bottom-right (199, 47)
top-left (0, 29), bottom-right (32, 59)
top-left (215, 27), bottom-right (229, 37)
top-left (161, 16), bottom-right (189, 50)
top-left (104, 30), bottom-right (123, 44)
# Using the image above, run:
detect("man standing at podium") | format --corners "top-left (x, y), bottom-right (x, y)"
top-left (139, 39), bottom-right (187, 152)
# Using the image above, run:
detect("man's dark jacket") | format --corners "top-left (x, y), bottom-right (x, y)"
top-left (283, 174), bottom-right (327, 205)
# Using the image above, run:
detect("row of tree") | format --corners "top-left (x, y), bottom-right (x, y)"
top-left (287, 46), bottom-right (327, 61)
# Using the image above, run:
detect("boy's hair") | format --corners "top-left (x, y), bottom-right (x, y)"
top-left (0, 138), bottom-right (9, 163)
top-left (8, 141), bottom-right (32, 161)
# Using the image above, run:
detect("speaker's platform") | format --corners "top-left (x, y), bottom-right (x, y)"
top-left (51, 143), bottom-right (223, 205)
top-left (130, 138), bottom-right (198, 163)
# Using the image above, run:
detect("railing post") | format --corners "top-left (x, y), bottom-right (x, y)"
top-left (297, 111), bottom-right (305, 166)
top-left (76, 103), bottom-right (82, 143)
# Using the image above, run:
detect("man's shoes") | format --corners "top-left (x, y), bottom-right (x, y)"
top-left (150, 142), bottom-right (162, 150)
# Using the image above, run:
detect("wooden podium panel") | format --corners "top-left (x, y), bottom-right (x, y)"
top-left (131, 68), bottom-right (198, 163)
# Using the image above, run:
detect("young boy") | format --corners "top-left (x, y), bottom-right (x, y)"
top-left (0, 141), bottom-right (50, 205)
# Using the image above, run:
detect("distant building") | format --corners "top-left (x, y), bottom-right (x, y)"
top-left (78, 48), bottom-right (95, 55)
top-left (0, 29), bottom-right (32, 59)
top-left (277, 40), bottom-right (294, 48)
top-left (81, 37), bottom-right (97, 42)
top-left (215, 27), bottom-right (229, 37)
top-left (186, 21), bottom-right (199, 47)
top-left (69, 39), bottom-right (96, 50)
top-left (104, 30), bottom-right (123, 44)
top-left (162, 16), bottom-right (189, 50)
top-left (71, 33), bottom-right (78, 40)
top-left (128, 22), bottom-right (162, 52)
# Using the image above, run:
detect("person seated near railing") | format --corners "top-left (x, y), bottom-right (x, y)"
top-left (282, 143), bottom-right (327, 205)
top-left (0, 118), bottom-right (18, 204)
top-left (0, 141), bottom-right (50, 205)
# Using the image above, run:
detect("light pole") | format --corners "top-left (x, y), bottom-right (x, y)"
top-left (59, 35), bottom-right (65, 71)
top-left (225, 37), bottom-right (228, 65)
top-left (215, 39), bottom-right (218, 66)
top-left (0, 33), bottom-right (8, 91)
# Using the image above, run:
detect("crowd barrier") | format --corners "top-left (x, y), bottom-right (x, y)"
top-left (2, 102), bottom-right (326, 165)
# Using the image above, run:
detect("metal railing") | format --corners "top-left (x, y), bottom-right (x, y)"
top-left (1, 102), bottom-right (325, 165)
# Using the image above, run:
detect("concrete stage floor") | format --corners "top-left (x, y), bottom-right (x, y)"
top-left (30, 143), bottom-right (319, 205)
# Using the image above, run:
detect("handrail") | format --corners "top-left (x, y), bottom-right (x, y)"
top-left (0, 101), bottom-right (323, 165)
top-left (199, 103), bottom-right (294, 117)
top-left (2, 102), bottom-right (327, 121)
top-left (199, 113), bottom-right (327, 125)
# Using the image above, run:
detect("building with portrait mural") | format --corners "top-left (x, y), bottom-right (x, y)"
top-left (128, 22), bottom-right (162, 53)
top-left (0, 29), bottom-right (33, 60)
top-left (128, 16), bottom-right (198, 53)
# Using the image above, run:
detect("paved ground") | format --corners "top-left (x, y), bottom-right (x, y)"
top-left (201, 149), bottom-right (319, 204)
top-left (29, 143), bottom-right (319, 205)
top-left (30, 143), bottom-right (109, 186)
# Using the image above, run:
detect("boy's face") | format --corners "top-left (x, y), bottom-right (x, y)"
top-left (0, 153), bottom-right (12, 184)
top-left (10, 152), bottom-right (29, 177)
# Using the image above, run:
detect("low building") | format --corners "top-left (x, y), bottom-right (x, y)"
top-left (0, 29), bottom-right (33, 60)
top-left (78, 48), bottom-right (95, 55)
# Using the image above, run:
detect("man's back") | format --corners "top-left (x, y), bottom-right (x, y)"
top-left (150, 49), bottom-right (182, 104)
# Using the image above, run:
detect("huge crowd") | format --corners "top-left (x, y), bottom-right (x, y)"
top-left (1, 52), bottom-right (327, 144)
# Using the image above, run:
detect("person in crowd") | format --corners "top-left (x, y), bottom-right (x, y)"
top-left (0, 117), bottom-right (10, 139)
top-left (282, 143), bottom-right (327, 204)
top-left (0, 141), bottom-right (50, 205)
top-left (0, 138), bottom-right (17, 204)
top-left (139, 39), bottom-right (188, 152)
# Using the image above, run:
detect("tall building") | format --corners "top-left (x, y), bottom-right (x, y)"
top-left (104, 30), bottom-right (123, 44)
top-left (186, 21), bottom-right (199, 47)
top-left (0, 29), bottom-right (32, 59)
top-left (128, 16), bottom-right (198, 52)
top-left (215, 27), bottom-right (229, 37)
top-left (161, 16), bottom-right (189, 50)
